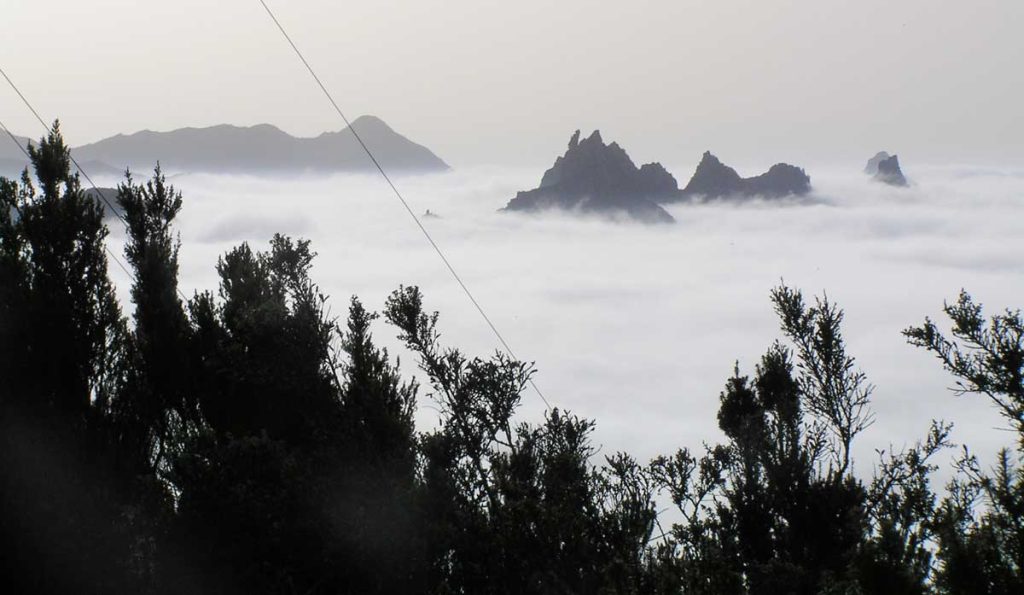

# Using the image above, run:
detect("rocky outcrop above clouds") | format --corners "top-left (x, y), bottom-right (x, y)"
top-left (870, 153), bottom-right (909, 187)
top-left (503, 130), bottom-right (676, 224)
top-left (864, 151), bottom-right (891, 175)
top-left (674, 152), bottom-right (811, 201)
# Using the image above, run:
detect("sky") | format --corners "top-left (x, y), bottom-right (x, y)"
top-left (1, 0), bottom-right (1022, 168)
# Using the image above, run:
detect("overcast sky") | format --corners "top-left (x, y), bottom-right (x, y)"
top-left (1, 0), bottom-right (1021, 168)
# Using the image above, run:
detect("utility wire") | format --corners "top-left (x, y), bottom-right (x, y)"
top-left (257, 0), bottom-right (552, 409)
top-left (0, 115), bottom-right (136, 281)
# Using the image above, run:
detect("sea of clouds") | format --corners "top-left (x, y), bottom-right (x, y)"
top-left (94, 163), bottom-right (1024, 481)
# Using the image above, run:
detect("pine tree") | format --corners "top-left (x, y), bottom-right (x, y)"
top-left (111, 166), bottom-right (193, 476)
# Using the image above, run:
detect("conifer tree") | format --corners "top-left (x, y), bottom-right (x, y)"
top-left (111, 166), bottom-right (192, 477)
top-left (0, 123), bottom-right (136, 594)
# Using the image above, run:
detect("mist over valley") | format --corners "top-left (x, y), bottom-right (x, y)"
top-left (86, 159), bottom-right (1024, 472)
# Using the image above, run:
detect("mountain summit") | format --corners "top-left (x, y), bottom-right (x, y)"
top-left (503, 130), bottom-right (677, 223)
top-left (872, 154), bottom-right (909, 187)
top-left (675, 152), bottom-right (811, 200)
top-left (864, 151), bottom-right (891, 175)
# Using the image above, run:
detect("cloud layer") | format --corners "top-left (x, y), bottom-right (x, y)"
top-left (95, 164), bottom-right (1024, 479)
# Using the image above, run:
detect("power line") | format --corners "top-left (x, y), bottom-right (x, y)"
top-left (257, 0), bottom-right (552, 409)
top-left (0, 115), bottom-right (136, 281)
top-left (0, 65), bottom-right (190, 303)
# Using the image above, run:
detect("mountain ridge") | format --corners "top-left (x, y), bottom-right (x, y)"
top-left (873, 154), bottom-right (909, 187)
top-left (672, 151), bottom-right (812, 201)
top-left (1, 115), bottom-right (448, 177)
top-left (503, 129), bottom-right (676, 224)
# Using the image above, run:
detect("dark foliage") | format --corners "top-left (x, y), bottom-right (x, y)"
top-left (0, 124), bottom-right (139, 594)
top-left (1, 123), bottom-right (1020, 593)
top-left (650, 287), bottom-right (960, 594)
top-left (907, 293), bottom-right (1024, 594)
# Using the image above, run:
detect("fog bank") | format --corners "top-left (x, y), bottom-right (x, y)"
top-left (94, 164), bottom-right (1024, 476)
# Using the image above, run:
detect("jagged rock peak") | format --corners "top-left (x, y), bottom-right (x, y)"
top-left (695, 151), bottom-right (739, 174)
top-left (638, 163), bottom-right (679, 195)
top-left (678, 151), bottom-right (743, 199)
top-left (691, 151), bottom-right (733, 174)
top-left (874, 154), bottom-right (909, 187)
top-left (676, 151), bottom-right (811, 201)
top-left (568, 129), bottom-right (581, 149)
top-left (502, 129), bottom-right (677, 224)
top-left (864, 151), bottom-right (891, 175)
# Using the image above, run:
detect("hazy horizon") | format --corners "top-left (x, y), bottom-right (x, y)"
top-left (2, 0), bottom-right (1022, 169)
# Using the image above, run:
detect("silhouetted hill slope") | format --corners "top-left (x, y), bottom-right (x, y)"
top-left (1, 136), bottom-right (122, 217)
top-left (873, 154), bottom-right (909, 186)
top-left (0, 133), bottom-right (32, 160)
top-left (0, 133), bottom-right (33, 179)
top-left (1, 132), bottom-right (147, 179)
top-left (0, 159), bottom-right (28, 180)
top-left (71, 115), bottom-right (449, 174)
top-left (503, 130), bottom-right (676, 224)
top-left (83, 187), bottom-right (121, 220)
top-left (673, 152), bottom-right (811, 201)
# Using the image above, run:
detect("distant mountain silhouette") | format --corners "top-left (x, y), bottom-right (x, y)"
top-left (672, 152), bottom-right (811, 201)
top-left (0, 132), bottom-right (164, 179)
top-left (864, 151), bottom-right (891, 175)
top-left (0, 133), bottom-right (32, 160)
top-left (71, 115), bottom-right (448, 174)
top-left (83, 187), bottom-right (121, 220)
top-left (0, 133), bottom-right (33, 179)
top-left (872, 154), bottom-right (909, 187)
top-left (1, 131), bottom-right (123, 180)
top-left (0, 159), bottom-right (28, 180)
top-left (0, 116), bottom-right (448, 178)
top-left (503, 130), bottom-right (676, 224)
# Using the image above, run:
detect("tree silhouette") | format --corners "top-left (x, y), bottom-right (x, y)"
top-left (385, 285), bottom-right (659, 593)
top-left (654, 286), bottom-right (949, 594)
top-left (2, 126), bottom-right (1021, 593)
top-left (907, 292), bottom-right (1024, 594)
top-left (0, 123), bottom-right (140, 594)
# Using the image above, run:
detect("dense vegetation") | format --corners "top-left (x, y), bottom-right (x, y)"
top-left (1, 125), bottom-right (1021, 594)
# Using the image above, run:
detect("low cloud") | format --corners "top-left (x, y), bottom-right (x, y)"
top-left (197, 213), bottom-right (312, 244)
top-left (100, 164), bottom-right (1024, 480)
